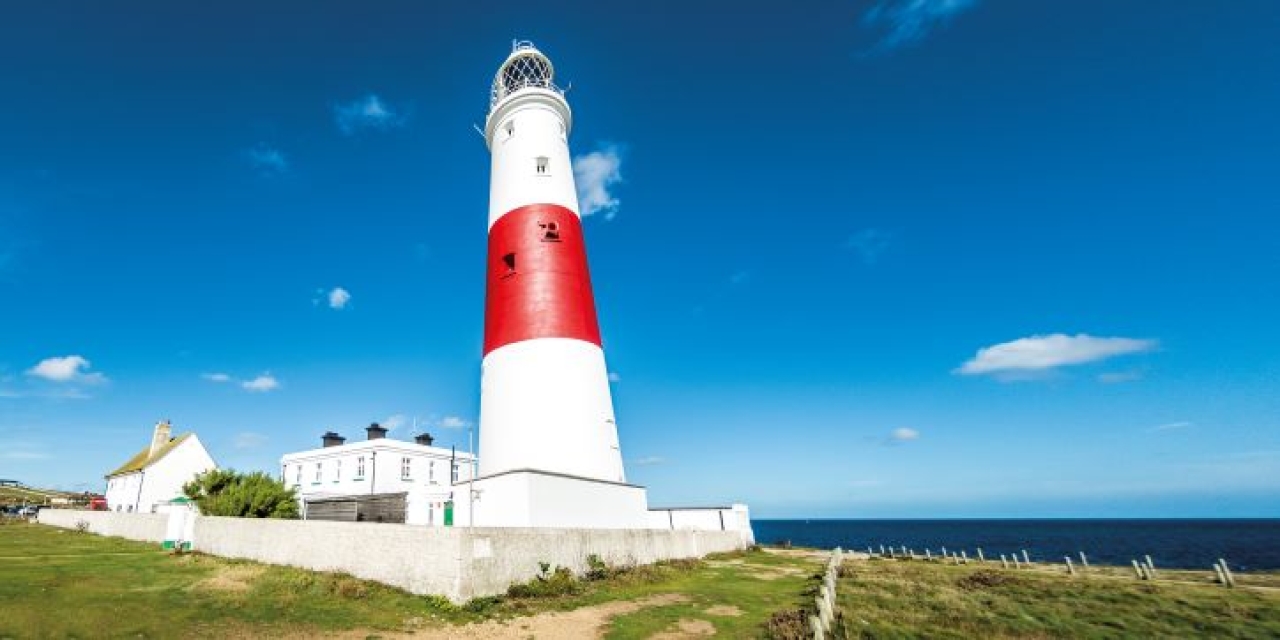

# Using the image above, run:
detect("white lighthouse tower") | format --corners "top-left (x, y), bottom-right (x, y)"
top-left (462, 41), bottom-right (649, 528)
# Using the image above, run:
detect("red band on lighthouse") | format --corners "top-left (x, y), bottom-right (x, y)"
top-left (483, 204), bottom-right (602, 356)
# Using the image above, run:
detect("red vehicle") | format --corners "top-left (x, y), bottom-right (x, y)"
top-left (87, 497), bottom-right (108, 511)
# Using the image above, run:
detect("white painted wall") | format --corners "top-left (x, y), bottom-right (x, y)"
top-left (459, 470), bottom-right (649, 529)
top-left (479, 339), bottom-right (625, 483)
top-left (39, 508), bottom-right (168, 542)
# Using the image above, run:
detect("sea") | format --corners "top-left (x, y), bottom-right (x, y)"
top-left (751, 519), bottom-right (1280, 571)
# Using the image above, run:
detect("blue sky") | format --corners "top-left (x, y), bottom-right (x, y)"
top-left (2, 1), bottom-right (1278, 517)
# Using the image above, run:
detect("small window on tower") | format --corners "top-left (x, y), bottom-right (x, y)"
top-left (502, 252), bottom-right (516, 274)
top-left (505, 121), bottom-right (514, 137)
top-left (536, 156), bottom-right (548, 175)
top-left (539, 221), bottom-right (560, 242)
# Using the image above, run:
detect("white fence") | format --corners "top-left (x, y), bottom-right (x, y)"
top-left (37, 509), bottom-right (747, 602)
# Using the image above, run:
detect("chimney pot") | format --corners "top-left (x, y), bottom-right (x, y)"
top-left (321, 431), bottom-right (346, 448)
top-left (366, 422), bottom-right (388, 440)
top-left (414, 433), bottom-right (435, 446)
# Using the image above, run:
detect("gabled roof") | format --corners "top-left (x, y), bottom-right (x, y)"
top-left (105, 433), bottom-right (192, 479)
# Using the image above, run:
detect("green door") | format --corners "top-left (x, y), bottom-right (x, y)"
top-left (444, 500), bottom-right (454, 527)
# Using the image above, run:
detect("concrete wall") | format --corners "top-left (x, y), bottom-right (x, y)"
top-left (455, 526), bottom-right (742, 601)
top-left (35, 509), bottom-right (746, 603)
top-left (194, 516), bottom-right (464, 597)
top-left (38, 508), bottom-right (168, 543)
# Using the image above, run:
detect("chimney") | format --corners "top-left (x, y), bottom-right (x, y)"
top-left (414, 433), bottom-right (435, 447)
top-left (321, 431), bottom-right (346, 448)
top-left (366, 422), bottom-right (388, 440)
top-left (148, 420), bottom-right (172, 459)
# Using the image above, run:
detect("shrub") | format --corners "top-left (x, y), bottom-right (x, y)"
top-left (584, 554), bottom-right (611, 581)
top-left (507, 566), bottom-right (582, 599)
top-left (183, 469), bottom-right (299, 519)
top-left (74, 520), bottom-right (90, 534)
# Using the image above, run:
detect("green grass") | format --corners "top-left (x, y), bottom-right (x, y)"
top-left (0, 522), bottom-right (820, 638)
top-left (830, 557), bottom-right (1280, 639)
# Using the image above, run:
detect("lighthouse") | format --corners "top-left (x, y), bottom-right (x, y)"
top-left (464, 41), bottom-right (647, 528)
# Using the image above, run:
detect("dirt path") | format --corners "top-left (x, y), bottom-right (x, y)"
top-left (313, 593), bottom-right (690, 640)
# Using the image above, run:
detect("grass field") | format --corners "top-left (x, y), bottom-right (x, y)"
top-left (6, 521), bottom-right (1280, 638)
top-left (0, 522), bottom-right (819, 638)
top-left (829, 556), bottom-right (1280, 639)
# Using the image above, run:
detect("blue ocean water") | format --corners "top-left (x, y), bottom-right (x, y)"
top-left (751, 519), bottom-right (1280, 571)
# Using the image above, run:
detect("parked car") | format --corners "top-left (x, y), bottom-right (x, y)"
top-left (19, 506), bottom-right (38, 517)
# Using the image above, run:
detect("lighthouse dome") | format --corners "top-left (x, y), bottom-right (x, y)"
top-left (489, 41), bottom-right (561, 111)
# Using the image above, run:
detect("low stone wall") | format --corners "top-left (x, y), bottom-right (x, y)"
top-left (194, 516), bottom-right (465, 597)
top-left (35, 510), bottom-right (747, 602)
top-left (457, 527), bottom-right (742, 601)
top-left (38, 509), bottom-right (168, 543)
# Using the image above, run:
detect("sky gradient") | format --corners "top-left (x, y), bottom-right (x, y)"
top-left (3, 1), bottom-right (1279, 517)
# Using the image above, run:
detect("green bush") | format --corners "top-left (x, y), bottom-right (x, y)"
top-left (183, 469), bottom-right (299, 518)
top-left (507, 565), bottom-right (583, 599)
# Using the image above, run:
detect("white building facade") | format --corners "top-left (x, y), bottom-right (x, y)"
top-left (279, 424), bottom-right (476, 526)
top-left (105, 420), bottom-right (217, 514)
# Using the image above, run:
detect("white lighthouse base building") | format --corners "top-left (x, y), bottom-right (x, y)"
top-left (452, 470), bottom-right (649, 529)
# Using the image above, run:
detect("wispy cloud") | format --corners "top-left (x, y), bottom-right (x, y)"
top-left (382, 414), bottom-right (409, 433)
top-left (956, 334), bottom-right (1157, 377)
top-left (863, 0), bottom-right (979, 52)
top-left (608, 372), bottom-right (621, 383)
top-left (334, 94), bottom-right (406, 135)
top-left (573, 144), bottom-right (623, 220)
top-left (1099, 370), bottom-right (1144, 384)
top-left (1, 450), bottom-right (50, 460)
top-left (245, 144), bottom-right (288, 176)
top-left (241, 374), bottom-right (280, 393)
top-left (437, 416), bottom-right (469, 430)
top-left (888, 427), bottom-right (920, 444)
top-left (1149, 421), bottom-right (1193, 433)
top-left (26, 355), bottom-right (107, 385)
top-left (845, 228), bottom-right (895, 264)
top-left (232, 432), bottom-right (269, 451)
top-left (630, 456), bottom-right (666, 466)
top-left (328, 287), bottom-right (351, 310)
top-left (202, 373), bottom-right (231, 383)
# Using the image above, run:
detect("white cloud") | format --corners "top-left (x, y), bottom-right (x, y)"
top-left (437, 416), bottom-right (469, 430)
top-left (334, 94), bottom-right (405, 135)
top-left (241, 374), bottom-right (280, 392)
top-left (889, 427), bottom-right (920, 442)
top-left (863, 0), bottom-right (979, 51)
top-left (573, 145), bottom-right (623, 219)
top-left (245, 144), bottom-right (288, 175)
top-left (2, 450), bottom-right (50, 460)
top-left (1149, 421), bottom-right (1193, 433)
top-left (957, 333), bottom-right (1157, 376)
top-left (630, 456), bottom-right (666, 466)
top-left (382, 414), bottom-right (408, 432)
top-left (845, 228), bottom-right (894, 264)
top-left (232, 432), bottom-right (268, 451)
top-left (202, 373), bottom-right (231, 383)
top-left (26, 355), bottom-right (106, 384)
top-left (328, 287), bottom-right (351, 310)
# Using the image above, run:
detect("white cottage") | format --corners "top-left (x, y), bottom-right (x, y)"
top-left (104, 420), bottom-right (217, 513)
